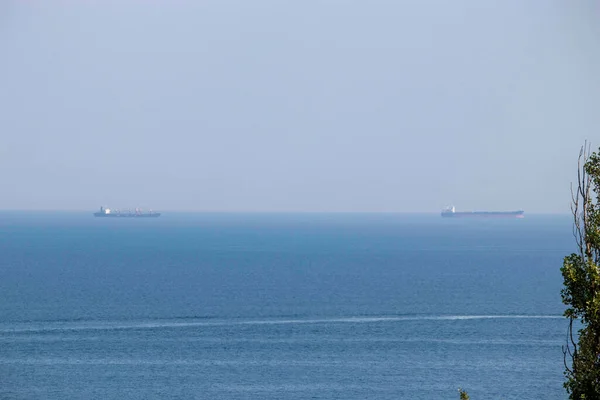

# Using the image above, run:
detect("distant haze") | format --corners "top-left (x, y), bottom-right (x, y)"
top-left (1, 1), bottom-right (599, 213)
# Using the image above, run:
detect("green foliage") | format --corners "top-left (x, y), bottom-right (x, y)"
top-left (561, 144), bottom-right (600, 399)
top-left (458, 388), bottom-right (470, 400)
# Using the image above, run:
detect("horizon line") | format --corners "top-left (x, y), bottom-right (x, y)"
top-left (0, 209), bottom-right (570, 216)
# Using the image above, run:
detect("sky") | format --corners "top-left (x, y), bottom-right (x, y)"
top-left (1, 0), bottom-right (599, 213)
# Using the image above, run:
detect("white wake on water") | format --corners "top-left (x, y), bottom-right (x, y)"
top-left (0, 314), bottom-right (563, 334)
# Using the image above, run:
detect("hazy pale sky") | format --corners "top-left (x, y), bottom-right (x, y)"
top-left (1, 1), bottom-right (599, 213)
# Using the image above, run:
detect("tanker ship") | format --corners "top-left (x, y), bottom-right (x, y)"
top-left (93, 206), bottom-right (161, 218)
top-left (441, 206), bottom-right (524, 218)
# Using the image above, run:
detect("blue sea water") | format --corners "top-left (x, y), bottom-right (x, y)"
top-left (0, 212), bottom-right (573, 399)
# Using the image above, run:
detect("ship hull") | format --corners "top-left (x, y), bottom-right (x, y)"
top-left (94, 213), bottom-right (161, 218)
top-left (441, 211), bottom-right (524, 218)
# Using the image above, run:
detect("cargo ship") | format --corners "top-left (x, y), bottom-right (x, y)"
top-left (441, 206), bottom-right (524, 218)
top-left (93, 206), bottom-right (161, 218)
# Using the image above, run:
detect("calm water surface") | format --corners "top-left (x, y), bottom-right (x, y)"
top-left (0, 212), bottom-right (572, 399)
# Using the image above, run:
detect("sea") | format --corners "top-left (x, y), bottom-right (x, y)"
top-left (0, 212), bottom-right (573, 399)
